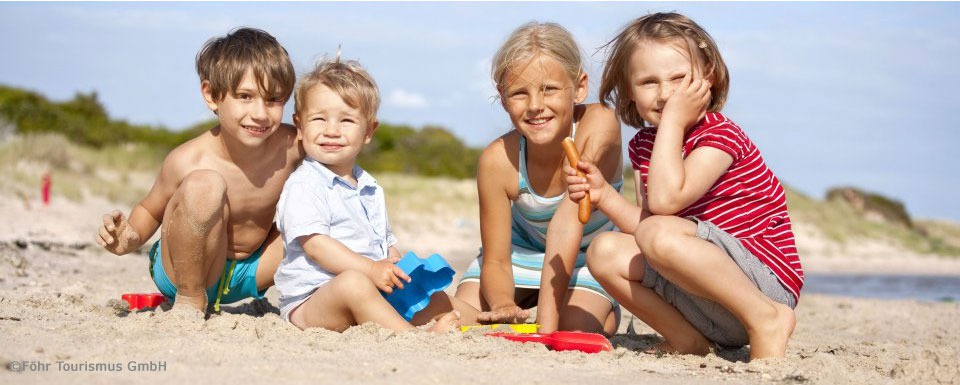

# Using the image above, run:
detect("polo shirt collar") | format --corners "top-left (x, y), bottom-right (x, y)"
top-left (304, 157), bottom-right (377, 190)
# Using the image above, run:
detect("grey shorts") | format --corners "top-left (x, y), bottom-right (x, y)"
top-left (640, 217), bottom-right (796, 349)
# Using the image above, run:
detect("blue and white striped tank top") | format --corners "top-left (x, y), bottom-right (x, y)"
top-left (459, 124), bottom-right (623, 303)
top-left (510, 128), bottom-right (624, 261)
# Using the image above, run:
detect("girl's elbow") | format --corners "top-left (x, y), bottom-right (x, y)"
top-left (647, 196), bottom-right (682, 215)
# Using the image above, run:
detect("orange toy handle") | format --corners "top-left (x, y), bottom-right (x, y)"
top-left (562, 138), bottom-right (590, 224)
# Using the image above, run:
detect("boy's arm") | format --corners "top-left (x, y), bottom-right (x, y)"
top-left (130, 153), bottom-right (185, 240)
top-left (646, 75), bottom-right (731, 214)
top-left (299, 234), bottom-right (409, 293)
top-left (97, 150), bottom-right (183, 255)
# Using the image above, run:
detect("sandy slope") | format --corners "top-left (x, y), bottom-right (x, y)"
top-left (1, 189), bottom-right (959, 384)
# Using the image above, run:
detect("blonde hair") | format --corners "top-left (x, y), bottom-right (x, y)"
top-left (491, 21), bottom-right (585, 95)
top-left (599, 12), bottom-right (729, 128)
top-left (294, 53), bottom-right (380, 123)
top-left (195, 27), bottom-right (295, 103)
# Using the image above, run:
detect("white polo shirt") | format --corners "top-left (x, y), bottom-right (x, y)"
top-left (274, 158), bottom-right (397, 312)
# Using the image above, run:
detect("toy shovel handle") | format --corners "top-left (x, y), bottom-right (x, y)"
top-left (562, 138), bottom-right (591, 224)
top-left (486, 332), bottom-right (548, 343)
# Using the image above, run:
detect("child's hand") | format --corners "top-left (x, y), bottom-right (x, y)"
top-left (564, 161), bottom-right (609, 206)
top-left (477, 304), bottom-right (531, 324)
top-left (97, 210), bottom-right (141, 256)
top-left (368, 259), bottom-right (411, 294)
top-left (660, 73), bottom-right (712, 132)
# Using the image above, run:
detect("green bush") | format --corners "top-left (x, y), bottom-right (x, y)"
top-left (358, 123), bottom-right (480, 179)
top-left (0, 85), bottom-right (191, 149)
top-left (0, 83), bottom-right (482, 179)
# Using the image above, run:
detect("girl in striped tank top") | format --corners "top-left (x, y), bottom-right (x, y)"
top-left (454, 22), bottom-right (624, 335)
top-left (565, 13), bottom-right (802, 359)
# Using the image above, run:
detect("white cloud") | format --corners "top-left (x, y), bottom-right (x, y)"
top-left (386, 89), bottom-right (429, 108)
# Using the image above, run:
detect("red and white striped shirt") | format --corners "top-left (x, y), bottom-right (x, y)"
top-left (629, 112), bottom-right (803, 300)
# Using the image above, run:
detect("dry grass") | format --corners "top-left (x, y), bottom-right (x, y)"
top-left (0, 134), bottom-right (160, 205)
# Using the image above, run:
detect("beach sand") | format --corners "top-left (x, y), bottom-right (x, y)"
top-left (1, 188), bottom-right (959, 384)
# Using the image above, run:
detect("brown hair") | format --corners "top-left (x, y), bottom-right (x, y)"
top-left (599, 12), bottom-right (729, 128)
top-left (195, 27), bottom-right (295, 103)
top-left (491, 21), bottom-right (584, 96)
top-left (294, 54), bottom-right (380, 123)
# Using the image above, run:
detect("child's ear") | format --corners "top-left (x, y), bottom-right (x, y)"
top-left (497, 86), bottom-right (508, 108)
top-left (574, 73), bottom-right (588, 104)
top-left (293, 113), bottom-right (302, 140)
top-left (364, 120), bottom-right (379, 144)
top-left (200, 80), bottom-right (219, 115)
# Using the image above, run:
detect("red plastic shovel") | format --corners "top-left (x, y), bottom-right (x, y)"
top-left (121, 293), bottom-right (167, 310)
top-left (486, 331), bottom-right (613, 353)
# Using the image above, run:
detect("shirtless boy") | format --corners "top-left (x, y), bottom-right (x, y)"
top-left (96, 27), bottom-right (303, 314)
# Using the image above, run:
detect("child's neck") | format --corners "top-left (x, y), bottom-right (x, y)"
top-left (323, 162), bottom-right (358, 187)
top-left (524, 135), bottom-right (566, 172)
top-left (214, 127), bottom-right (270, 168)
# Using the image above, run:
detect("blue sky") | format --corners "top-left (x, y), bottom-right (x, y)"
top-left (1, 2), bottom-right (959, 221)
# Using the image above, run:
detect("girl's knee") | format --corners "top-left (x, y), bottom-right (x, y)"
top-left (635, 216), bottom-right (687, 264)
top-left (635, 216), bottom-right (665, 251)
top-left (558, 295), bottom-right (616, 334)
top-left (586, 233), bottom-right (625, 276)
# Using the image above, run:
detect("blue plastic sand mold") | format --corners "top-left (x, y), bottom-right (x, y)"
top-left (382, 252), bottom-right (455, 321)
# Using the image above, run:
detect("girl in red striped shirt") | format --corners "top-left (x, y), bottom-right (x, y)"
top-left (565, 12), bottom-right (802, 360)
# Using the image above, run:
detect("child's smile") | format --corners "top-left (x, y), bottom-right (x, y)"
top-left (319, 142), bottom-right (346, 151)
top-left (244, 124), bottom-right (270, 136)
top-left (203, 68), bottom-right (285, 147)
top-left (295, 85), bottom-right (376, 179)
top-left (501, 54), bottom-right (584, 144)
top-left (524, 115), bottom-right (553, 131)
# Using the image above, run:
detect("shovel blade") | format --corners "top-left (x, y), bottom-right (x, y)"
top-left (546, 331), bottom-right (613, 353)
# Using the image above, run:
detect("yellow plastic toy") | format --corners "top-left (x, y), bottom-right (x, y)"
top-left (460, 323), bottom-right (540, 333)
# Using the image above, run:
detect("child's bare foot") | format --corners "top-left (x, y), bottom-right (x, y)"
top-left (427, 311), bottom-right (461, 333)
top-left (748, 302), bottom-right (796, 360)
top-left (644, 339), bottom-right (711, 356)
top-left (171, 292), bottom-right (207, 314)
top-left (642, 341), bottom-right (677, 355)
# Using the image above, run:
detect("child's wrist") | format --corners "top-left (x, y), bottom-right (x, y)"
top-left (489, 300), bottom-right (516, 311)
top-left (594, 183), bottom-right (615, 212)
top-left (364, 259), bottom-right (377, 276)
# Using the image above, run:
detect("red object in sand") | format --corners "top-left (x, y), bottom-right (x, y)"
top-left (41, 173), bottom-right (51, 205)
top-left (121, 293), bottom-right (167, 310)
top-left (486, 331), bottom-right (613, 353)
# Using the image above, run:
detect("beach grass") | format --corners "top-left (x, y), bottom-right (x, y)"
top-left (0, 133), bottom-right (160, 205)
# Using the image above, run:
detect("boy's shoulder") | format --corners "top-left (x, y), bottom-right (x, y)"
top-left (162, 122), bottom-right (301, 172)
top-left (162, 130), bottom-right (211, 168)
top-left (273, 123), bottom-right (299, 143)
top-left (256, 123), bottom-right (300, 152)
